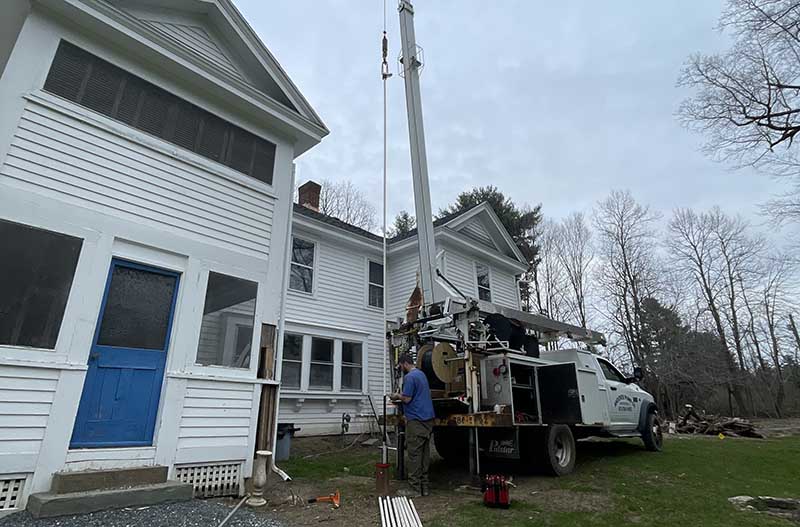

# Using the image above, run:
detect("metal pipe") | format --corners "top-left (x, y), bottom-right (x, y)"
top-left (378, 496), bottom-right (388, 527)
top-left (408, 497), bottom-right (423, 527)
top-left (217, 495), bottom-right (248, 527)
top-left (397, 497), bottom-right (411, 527)
top-left (403, 497), bottom-right (416, 527)
top-left (389, 497), bottom-right (402, 527)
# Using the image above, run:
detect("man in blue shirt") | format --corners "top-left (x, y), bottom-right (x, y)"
top-left (390, 353), bottom-right (435, 497)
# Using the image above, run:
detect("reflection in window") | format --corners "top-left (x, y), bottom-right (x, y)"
top-left (281, 333), bottom-right (303, 389)
top-left (289, 237), bottom-right (314, 293)
top-left (0, 220), bottom-right (82, 349)
top-left (476, 263), bottom-right (492, 302)
top-left (309, 337), bottom-right (333, 390)
top-left (196, 272), bottom-right (258, 368)
top-left (341, 341), bottom-right (363, 391)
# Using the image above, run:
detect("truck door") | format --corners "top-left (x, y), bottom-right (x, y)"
top-left (597, 358), bottom-right (638, 430)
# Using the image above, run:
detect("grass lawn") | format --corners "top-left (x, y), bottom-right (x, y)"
top-left (278, 435), bottom-right (800, 527)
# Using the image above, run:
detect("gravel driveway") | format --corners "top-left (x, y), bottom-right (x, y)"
top-left (0, 499), bottom-right (286, 527)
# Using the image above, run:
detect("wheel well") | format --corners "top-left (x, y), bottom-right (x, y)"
top-left (637, 402), bottom-right (658, 433)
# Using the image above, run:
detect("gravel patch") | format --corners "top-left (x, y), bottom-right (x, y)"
top-left (0, 499), bottom-right (285, 527)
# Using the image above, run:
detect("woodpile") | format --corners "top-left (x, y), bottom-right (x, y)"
top-left (677, 407), bottom-right (765, 438)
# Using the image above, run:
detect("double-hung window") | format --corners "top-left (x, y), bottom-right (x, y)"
top-left (368, 261), bottom-right (384, 308)
top-left (475, 263), bottom-right (492, 302)
top-left (289, 237), bottom-right (315, 293)
top-left (309, 337), bottom-right (334, 390)
top-left (341, 341), bottom-right (363, 391)
top-left (281, 333), bottom-right (303, 389)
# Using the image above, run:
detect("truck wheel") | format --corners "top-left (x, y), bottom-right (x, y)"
top-left (642, 412), bottom-right (663, 452)
top-left (542, 425), bottom-right (575, 476)
top-left (433, 428), bottom-right (469, 465)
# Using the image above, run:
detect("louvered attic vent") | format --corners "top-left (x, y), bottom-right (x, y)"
top-left (43, 41), bottom-right (277, 185)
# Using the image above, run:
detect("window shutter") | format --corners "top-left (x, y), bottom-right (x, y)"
top-left (115, 75), bottom-right (146, 125)
top-left (252, 139), bottom-right (276, 184)
top-left (197, 114), bottom-right (228, 162)
top-left (137, 87), bottom-right (174, 138)
top-left (81, 59), bottom-right (125, 116)
top-left (44, 42), bottom-right (91, 103)
top-left (227, 128), bottom-right (255, 174)
top-left (171, 102), bottom-right (203, 151)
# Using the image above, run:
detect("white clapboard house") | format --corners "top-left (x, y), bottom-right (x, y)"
top-left (0, 0), bottom-right (327, 513)
top-left (278, 182), bottom-right (529, 436)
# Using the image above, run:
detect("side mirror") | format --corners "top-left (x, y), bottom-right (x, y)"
top-left (633, 366), bottom-right (643, 381)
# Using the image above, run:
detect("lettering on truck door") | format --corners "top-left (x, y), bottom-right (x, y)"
top-left (597, 358), bottom-right (639, 430)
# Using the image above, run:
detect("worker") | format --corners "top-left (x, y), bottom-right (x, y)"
top-left (390, 353), bottom-right (435, 497)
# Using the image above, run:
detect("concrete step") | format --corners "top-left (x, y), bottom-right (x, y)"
top-left (27, 481), bottom-right (193, 518)
top-left (51, 466), bottom-right (168, 494)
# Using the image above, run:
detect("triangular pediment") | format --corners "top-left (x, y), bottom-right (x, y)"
top-left (455, 217), bottom-right (499, 251)
top-left (109, 0), bottom-right (324, 129)
top-left (446, 203), bottom-right (527, 264)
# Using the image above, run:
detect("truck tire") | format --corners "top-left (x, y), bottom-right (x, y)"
top-left (642, 411), bottom-right (663, 452)
top-left (433, 428), bottom-right (469, 465)
top-left (541, 425), bottom-right (576, 476)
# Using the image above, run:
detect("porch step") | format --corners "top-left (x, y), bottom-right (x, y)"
top-left (50, 466), bottom-right (168, 494)
top-left (27, 481), bottom-right (193, 518)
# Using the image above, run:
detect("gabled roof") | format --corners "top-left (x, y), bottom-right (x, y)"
top-left (109, 0), bottom-right (325, 129)
top-left (292, 201), bottom-right (528, 269)
top-left (42, 0), bottom-right (328, 154)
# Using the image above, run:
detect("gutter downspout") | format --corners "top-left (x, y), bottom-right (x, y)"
top-left (270, 162), bottom-right (297, 481)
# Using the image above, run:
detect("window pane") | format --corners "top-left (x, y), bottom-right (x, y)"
top-left (97, 264), bottom-right (177, 350)
top-left (291, 238), bottom-right (315, 267)
top-left (281, 362), bottom-right (301, 389)
top-left (478, 287), bottom-right (491, 302)
top-left (342, 342), bottom-right (362, 365)
top-left (196, 272), bottom-right (258, 367)
top-left (283, 333), bottom-right (303, 361)
top-left (0, 220), bottom-right (82, 348)
top-left (309, 363), bottom-right (333, 390)
top-left (311, 338), bottom-right (333, 362)
top-left (369, 261), bottom-right (383, 285)
top-left (289, 265), bottom-right (313, 293)
top-left (341, 366), bottom-right (362, 391)
top-left (476, 264), bottom-right (491, 288)
top-left (369, 284), bottom-right (384, 308)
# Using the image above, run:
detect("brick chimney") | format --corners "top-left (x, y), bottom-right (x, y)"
top-left (298, 180), bottom-right (321, 212)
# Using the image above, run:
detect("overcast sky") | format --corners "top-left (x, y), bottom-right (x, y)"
top-left (238, 0), bottom-right (791, 232)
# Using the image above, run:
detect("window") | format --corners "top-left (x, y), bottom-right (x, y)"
top-left (598, 359), bottom-right (625, 383)
top-left (281, 333), bottom-right (303, 389)
top-left (196, 272), bottom-right (258, 368)
top-left (368, 261), bottom-right (384, 308)
top-left (0, 220), bottom-right (82, 349)
top-left (309, 337), bottom-right (333, 390)
top-left (475, 263), bottom-right (492, 302)
top-left (289, 237), bottom-right (315, 293)
top-left (341, 341), bottom-right (363, 391)
top-left (43, 41), bottom-right (277, 184)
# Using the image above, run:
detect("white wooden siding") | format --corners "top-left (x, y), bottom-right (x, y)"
top-left (140, 20), bottom-right (246, 84)
top-left (178, 379), bottom-right (253, 451)
top-left (0, 366), bottom-right (58, 474)
top-left (2, 98), bottom-right (274, 258)
top-left (280, 224), bottom-right (384, 434)
top-left (442, 249), bottom-right (520, 309)
top-left (458, 222), bottom-right (496, 250)
top-left (386, 249), bottom-right (420, 320)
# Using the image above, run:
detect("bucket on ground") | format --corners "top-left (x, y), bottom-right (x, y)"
top-left (275, 423), bottom-right (301, 461)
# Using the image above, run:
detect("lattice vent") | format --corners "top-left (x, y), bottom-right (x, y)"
top-left (0, 477), bottom-right (26, 511)
top-left (174, 462), bottom-right (241, 498)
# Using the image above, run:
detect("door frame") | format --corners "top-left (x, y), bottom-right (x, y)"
top-left (70, 258), bottom-right (181, 448)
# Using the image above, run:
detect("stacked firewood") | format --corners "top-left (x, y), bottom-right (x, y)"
top-left (676, 407), bottom-right (765, 439)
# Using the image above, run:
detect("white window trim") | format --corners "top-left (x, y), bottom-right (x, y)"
top-left (280, 332), bottom-right (304, 390)
top-left (474, 261), bottom-right (492, 302)
top-left (365, 257), bottom-right (385, 311)
top-left (281, 327), bottom-right (368, 396)
top-left (307, 335), bottom-right (335, 391)
top-left (288, 236), bottom-right (317, 296)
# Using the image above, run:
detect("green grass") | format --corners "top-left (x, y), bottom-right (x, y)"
top-left (283, 435), bottom-right (800, 527)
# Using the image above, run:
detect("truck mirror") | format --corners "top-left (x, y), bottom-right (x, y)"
top-left (633, 366), bottom-right (643, 381)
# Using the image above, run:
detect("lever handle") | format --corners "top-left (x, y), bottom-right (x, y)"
top-left (610, 386), bottom-right (618, 391)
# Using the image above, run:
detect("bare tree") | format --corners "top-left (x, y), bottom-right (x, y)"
top-left (555, 212), bottom-right (593, 328)
top-left (594, 191), bottom-right (661, 371)
top-left (678, 0), bottom-right (800, 223)
top-left (316, 179), bottom-right (377, 231)
top-left (534, 219), bottom-right (569, 326)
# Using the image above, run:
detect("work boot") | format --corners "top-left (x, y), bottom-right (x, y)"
top-left (420, 484), bottom-right (430, 497)
top-left (397, 486), bottom-right (421, 497)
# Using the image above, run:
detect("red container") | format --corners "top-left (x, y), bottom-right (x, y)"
top-left (375, 463), bottom-right (391, 496)
top-left (482, 474), bottom-right (510, 509)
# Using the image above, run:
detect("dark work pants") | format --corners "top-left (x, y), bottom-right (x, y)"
top-left (406, 419), bottom-right (433, 489)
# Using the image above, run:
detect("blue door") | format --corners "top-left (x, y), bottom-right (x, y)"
top-left (71, 259), bottom-right (180, 448)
